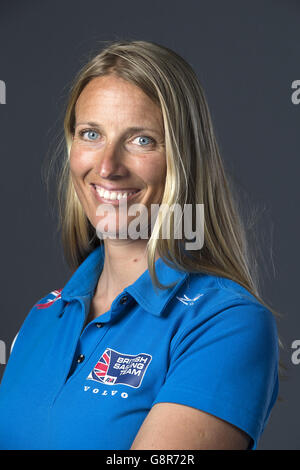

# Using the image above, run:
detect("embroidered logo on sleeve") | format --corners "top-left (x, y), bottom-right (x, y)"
top-left (87, 349), bottom-right (152, 388)
top-left (176, 293), bottom-right (204, 306)
top-left (36, 289), bottom-right (62, 309)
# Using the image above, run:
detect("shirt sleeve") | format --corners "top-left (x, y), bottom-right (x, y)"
top-left (152, 300), bottom-right (279, 449)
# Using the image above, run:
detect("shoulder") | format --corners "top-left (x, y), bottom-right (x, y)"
top-left (34, 288), bottom-right (64, 310)
top-left (177, 271), bottom-right (261, 308)
top-left (9, 287), bottom-right (66, 360)
top-left (166, 273), bottom-right (279, 399)
top-left (14, 288), bottom-right (65, 340)
top-left (170, 272), bottom-right (278, 352)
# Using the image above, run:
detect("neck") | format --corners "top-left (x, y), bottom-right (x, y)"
top-left (95, 238), bottom-right (159, 300)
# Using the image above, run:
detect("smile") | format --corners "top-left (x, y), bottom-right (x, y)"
top-left (91, 184), bottom-right (142, 204)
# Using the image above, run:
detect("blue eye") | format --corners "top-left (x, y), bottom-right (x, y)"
top-left (135, 136), bottom-right (154, 146)
top-left (79, 129), bottom-right (99, 141)
top-left (85, 130), bottom-right (99, 140)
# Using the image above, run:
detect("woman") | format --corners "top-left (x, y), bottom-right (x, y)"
top-left (0, 40), bottom-right (280, 450)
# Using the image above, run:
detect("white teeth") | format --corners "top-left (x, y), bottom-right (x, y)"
top-left (95, 186), bottom-right (138, 201)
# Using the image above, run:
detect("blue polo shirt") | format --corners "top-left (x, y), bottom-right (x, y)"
top-left (0, 243), bottom-right (279, 450)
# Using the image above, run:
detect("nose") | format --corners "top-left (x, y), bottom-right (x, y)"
top-left (95, 141), bottom-right (128, 179)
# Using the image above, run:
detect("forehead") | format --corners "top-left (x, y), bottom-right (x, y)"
top-left (75, 75), bottom-right (162, 126)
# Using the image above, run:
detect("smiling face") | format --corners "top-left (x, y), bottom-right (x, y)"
top-left (69, 74), bottom-right (167, 239)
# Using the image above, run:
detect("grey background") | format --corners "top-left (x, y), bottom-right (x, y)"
top-left (0, 0), bottom-right (299, 450)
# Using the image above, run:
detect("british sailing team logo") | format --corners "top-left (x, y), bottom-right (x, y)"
top-left (87, 348), bottom-right (152, 388)
top-left (36, 289), bottom-right (63, 309)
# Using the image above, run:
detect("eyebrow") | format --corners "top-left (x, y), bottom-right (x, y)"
top-left (75, 121), bottom-right (162, 136)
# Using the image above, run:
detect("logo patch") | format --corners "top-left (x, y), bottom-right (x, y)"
top-left (87, 348), bottom-right (152, 388)
top-left (36, 289), bottom-right (62, 309)
top-left (176, 293), bottom-right (204, 305)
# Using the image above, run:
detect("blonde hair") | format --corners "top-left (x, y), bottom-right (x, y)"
top-left (44, 39), bottom-right (285, 377)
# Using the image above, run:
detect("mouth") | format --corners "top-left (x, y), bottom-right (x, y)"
top-left (91, 184), bottom-right (142, 205)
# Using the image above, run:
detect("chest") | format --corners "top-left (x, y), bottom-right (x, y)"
top-left (0, 303), bottom-right (172, 449)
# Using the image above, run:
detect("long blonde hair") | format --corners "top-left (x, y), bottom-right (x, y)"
top-left (43, 39), bottom-right (285, 376)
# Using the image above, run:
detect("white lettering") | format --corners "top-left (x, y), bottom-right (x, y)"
top-left (120, 368), bottom-right (141, 376)
top-left (291, 339), bottom-right (300, 365)
top-left (83, 386), bottom-right (129, 398)
top-left (106, 455), bottom-right (141, 467)
top-left (138, 356), bottom-right (148, 363)
top-left (291, 80), bottom-right (300, 104)
top-left (184, 203), bottom-right (204, 250)
top-left (0, 340), bottom-right (6, 364)
top-left (0, 80), bottom-right (6, 104)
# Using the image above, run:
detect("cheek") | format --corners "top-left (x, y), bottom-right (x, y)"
top-left (69, 145), bottom-right (91, 176)
top-left (135, 156), bottom-right (167, 187)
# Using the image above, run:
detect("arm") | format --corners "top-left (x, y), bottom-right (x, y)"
top-left (130, 402), bottom-right (250, 450)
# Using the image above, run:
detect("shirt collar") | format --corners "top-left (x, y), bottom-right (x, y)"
top-left (61, 243), bottom-right (189, 317)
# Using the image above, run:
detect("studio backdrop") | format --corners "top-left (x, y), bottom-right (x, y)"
top-left (0, 0), bottom-right (299, 450)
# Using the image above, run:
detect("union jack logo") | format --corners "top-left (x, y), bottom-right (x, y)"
top-left (36, 288), bottom-right (63, 309)
top-left (87, 348), bottom-right (152, 388)
top-left (92, 349), bottom-right (112, 381)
